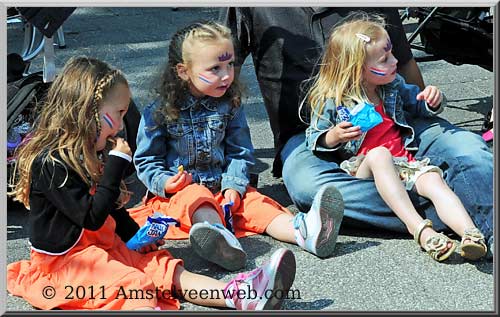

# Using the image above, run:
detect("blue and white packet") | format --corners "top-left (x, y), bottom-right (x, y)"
top-left (126, 212), bottom-right (180, 251)
top-left (337, 106), bottom-right (351, 122)
top-left (222, 201), bottom-right (235, 234)
top-left (345, 102), bottom-right (383, 132)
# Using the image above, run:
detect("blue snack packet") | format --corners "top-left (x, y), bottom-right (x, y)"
top-left (222, 201), bottom-right (235, 234)
top-left (336, 106), bottom-right (351, 122)
top-left (126, 212), bottom-right (180, 251)
top-left (348, 101), bottom-right (383, 132)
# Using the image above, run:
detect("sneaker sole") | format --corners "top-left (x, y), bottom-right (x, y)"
top-left (314, 186), bottom-right (344, 258)
top-left (190, 224), bottom-right (247, 271)
top-left (258, 248), bottom-right (296, 310)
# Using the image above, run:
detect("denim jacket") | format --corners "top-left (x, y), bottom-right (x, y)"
top-left (134, 95), bottom-right (255, 198)
top-left (305, 74), bottom-right (446, 158)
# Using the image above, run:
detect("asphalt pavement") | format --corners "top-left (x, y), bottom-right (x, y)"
top-left (5, 7), bottom-right (495, 312)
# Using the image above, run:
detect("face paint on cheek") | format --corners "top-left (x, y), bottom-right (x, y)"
top-left (198, 74), bottom-right (213, 84)
top-left (103, 113), bottom-right (115, 129)
top-left (218, 52), bottom-right (233, 61)
top-left (384, 39), bottom-right (392, 52)
top-left (369, 67), bottom-right (387, 77)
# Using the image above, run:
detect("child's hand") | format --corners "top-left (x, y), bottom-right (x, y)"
top-left (164, 170), bottom-right (193, 194)
top-left (112, 137), bottom-right (132, 156)
top-left (223, 189), bottom-right (241, 211)
top-left (324, 121), bottom-right (362, 147)
top-left (416, 85), bottom-right (443, 109)
top-left (136, 239), bottom-right (165, 254)
top-left (117, 191), bottom-right (131, 208)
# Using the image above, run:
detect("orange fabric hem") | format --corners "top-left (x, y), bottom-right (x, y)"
top-left (127, 184), bottom-right (291, 240)
top-left (7, 216), bottom-right (182, 310)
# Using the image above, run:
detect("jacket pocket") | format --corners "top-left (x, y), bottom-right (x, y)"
top-left (207, 118), bottom-right (226, 148)
top-left (167, 123), bottom-right (193, 160)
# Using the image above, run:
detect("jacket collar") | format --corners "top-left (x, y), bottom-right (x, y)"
top-left (180, 94), bottom-right (218, 111)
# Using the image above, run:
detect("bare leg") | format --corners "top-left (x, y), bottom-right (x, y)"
top-left (415, 172), bottom-right (487, 259)
top-left (355, 147), bottom-right (442, 246)
top-left (265, 213), bottom-right (296, 243)
top-left (173, 266), bottom-right (227, 307)
top-left (414, 172), bottom-right (477, 239)
top-left (130, 265), bottom-right (232, 310)
top-left (192, 203), bottom-right (223, 224)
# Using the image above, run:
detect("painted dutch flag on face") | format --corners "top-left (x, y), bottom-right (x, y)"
top-left (198, 74), bottom-right (213, 84)
top-left (103, 113), bottom-right (115, 129)
top-left (369, 67), bottom-right (387, 77)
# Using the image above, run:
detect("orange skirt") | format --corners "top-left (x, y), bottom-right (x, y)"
top-left (128, 184), bottom-right (291, 239)
top-left (7, 216), bottom-right (183, 310)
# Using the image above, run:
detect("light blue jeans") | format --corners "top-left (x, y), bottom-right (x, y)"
top-left (282, 117), bottom-right (493, 246)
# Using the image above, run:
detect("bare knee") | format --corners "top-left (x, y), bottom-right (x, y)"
top-left (365, 147), bottom-right (393, 167)
top-left (416, 171), bottom-right (447, 197)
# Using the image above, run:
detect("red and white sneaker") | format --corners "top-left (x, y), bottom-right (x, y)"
top-left (223, 248), bottom-right (296, 310)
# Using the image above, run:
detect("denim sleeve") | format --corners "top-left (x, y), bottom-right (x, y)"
top-left (221, 105), bottom-right (255, 197)
top-left (133, 105), bottom-right (175, 198)
top-left (305, 99), bottom-right (341, 152)
top-left (396, 75), bottom-right (445, 117)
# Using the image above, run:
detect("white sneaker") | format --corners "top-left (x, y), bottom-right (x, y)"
top-left (189, 221), bottom-right (247, 271)
top-left (293, 185), bottom-right (344, 258)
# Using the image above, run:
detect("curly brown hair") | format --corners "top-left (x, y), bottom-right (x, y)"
top-left (9, 56), bottom-right (130, 209)
top-left (155, 20), bottom-right (241, 123)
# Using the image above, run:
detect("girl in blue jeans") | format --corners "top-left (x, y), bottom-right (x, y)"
top-left (299, 14), bottom-right (489, 262)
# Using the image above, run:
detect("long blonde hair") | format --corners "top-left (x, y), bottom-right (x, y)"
top-left (307, 13), bottom-right (386, 126)
top-left (9, 56), bottom-right (129, 209)
top-left (156, 20), bottom-right (241, 123)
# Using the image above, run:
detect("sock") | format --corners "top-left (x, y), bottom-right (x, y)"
top-left (293, 213), bottom-right (306, 248)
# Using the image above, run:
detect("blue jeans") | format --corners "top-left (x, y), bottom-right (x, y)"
top-left (281, 117), bottom-right (493, 244)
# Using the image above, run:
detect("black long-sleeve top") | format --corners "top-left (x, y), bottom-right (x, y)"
top-left (28, 152), bottom-right (140, 254)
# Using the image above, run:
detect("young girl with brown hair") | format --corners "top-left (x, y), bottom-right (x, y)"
top-left (7, 56), bottom-right (296, 310)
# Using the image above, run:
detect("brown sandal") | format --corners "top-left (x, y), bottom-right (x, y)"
top-left (460, 228), bottom-right (487, 261)
top-left (414, 219), bottom-right (456, 262)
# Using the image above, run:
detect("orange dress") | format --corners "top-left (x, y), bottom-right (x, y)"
top-left (129, 183), bottom-right (291, 240)
top-left (7, 215), bottom-right (182, 310)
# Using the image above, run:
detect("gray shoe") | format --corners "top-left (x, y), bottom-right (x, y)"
top-left (293, 184), bottom-right (344, 258)
top-left (189, 221), bottom-right (247, 271)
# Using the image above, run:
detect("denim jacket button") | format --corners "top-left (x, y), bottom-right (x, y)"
top-left (199, 151), bottom-right (208, 159)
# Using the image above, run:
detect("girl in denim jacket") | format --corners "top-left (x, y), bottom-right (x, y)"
top-left (304, 14), bottom-right (487, 262)
top-left (133, 21), bottom-right (345, 278)
top-left (7, 56), bottom-right (300, 311)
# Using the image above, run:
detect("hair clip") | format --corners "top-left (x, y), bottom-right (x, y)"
top-left (356, 33), bottom-right (371, 43)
